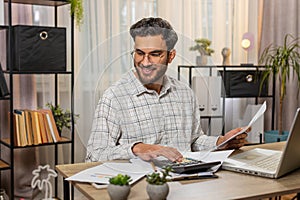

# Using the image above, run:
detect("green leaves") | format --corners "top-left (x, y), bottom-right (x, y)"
top-left (146, 166), bottom-right (172, 185)
top-left (259, 34), bottom-right (300, 135)
top-left (46, 102), bottom-right (79, 133)
top-left (259, 34), bottom-right (300, 101)
top-left (68, 0), bottom-right (84, 28)
top-left (109, 174), bottom-right (132, 186)
top-left (189, 38), bottom-right (215, 56)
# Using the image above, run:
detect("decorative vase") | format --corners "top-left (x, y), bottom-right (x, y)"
top-left (196, 55), bottom-right (208, 66)
top-left (264, 130), bottom-right (289, 143)
top-left (107, 184), bottom-right (131, 200)
top-left (146, 183), bottom-right (169, 200)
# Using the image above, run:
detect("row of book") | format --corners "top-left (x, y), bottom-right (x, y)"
top-left (13, 109), bottom-right (61, 147)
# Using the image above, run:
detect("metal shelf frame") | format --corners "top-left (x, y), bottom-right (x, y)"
top-left (0, 0), bottom-right (75, 198)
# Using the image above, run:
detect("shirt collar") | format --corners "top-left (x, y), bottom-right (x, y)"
top-left (128, 70), bottom-right (173, 96)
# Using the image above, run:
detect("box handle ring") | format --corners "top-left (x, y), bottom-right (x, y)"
top-left (40, 31), bottom-right (48, 40)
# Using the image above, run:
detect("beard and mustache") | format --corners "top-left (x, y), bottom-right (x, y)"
top-left (134, 61), bottom-right (168, 86)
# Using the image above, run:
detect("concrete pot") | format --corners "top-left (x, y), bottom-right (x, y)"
top-left (107, 184), bottom-right (131, 200)
top-left (196, 55), bottom-right (208, 65)
top-left (146, 183), bottom-right (169, 200)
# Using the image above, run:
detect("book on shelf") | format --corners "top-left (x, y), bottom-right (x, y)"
top-left (39, 109), bottom-right (61, 142)
top-left (11, 108), bottom-right (62, 146)
top-left (37, 111), bottom-right (48, 143)
top-left (14, 110), bottom-right (28, 146)
top-left (41, 111), bottom-right (53, 143)
top-left (31, 111), bottom-right (43, 145)
top-left (13, 112), bottom-right (21, 146)
top-left (0, 62), bottom-right (9, 97)
top-left (23, 110), bottom-right (33, 145)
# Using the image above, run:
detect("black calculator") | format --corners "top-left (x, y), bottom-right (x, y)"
top-left (152, 157), bottom-right (221, 174)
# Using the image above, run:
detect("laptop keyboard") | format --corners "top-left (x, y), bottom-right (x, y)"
top-left (250, 153), bottom-right (281, 171)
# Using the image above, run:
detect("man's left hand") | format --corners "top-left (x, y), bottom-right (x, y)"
top-left (216, 127), bottom-right (250, 150)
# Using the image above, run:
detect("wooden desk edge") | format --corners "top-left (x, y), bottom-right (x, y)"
top-left (55, 162), bottom-right (101, 178)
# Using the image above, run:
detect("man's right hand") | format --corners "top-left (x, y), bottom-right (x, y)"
top-left (132, 143), bottom-right (183, 162)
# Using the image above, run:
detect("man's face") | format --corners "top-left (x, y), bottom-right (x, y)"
top-left (133, 35), bottom-right (175, 85)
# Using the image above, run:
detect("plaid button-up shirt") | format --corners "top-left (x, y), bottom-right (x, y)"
top-left (86, 70), bottom-right (218, 162)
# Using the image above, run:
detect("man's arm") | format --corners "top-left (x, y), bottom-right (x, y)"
top-left (85, 96), bottom-right (136, 162)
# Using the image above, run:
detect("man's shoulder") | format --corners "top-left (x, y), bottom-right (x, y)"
top-left (103, 71), bottom-right (133, 96)
top-left (167, 75), bottom-right (192, 90)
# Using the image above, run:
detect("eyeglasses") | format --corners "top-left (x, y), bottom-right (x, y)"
top-left (131, 49), bottom-right (168, 63)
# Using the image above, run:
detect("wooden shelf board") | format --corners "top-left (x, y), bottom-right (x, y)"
top-left (0, 159), bottom-right (10, 170)
top-left (0, 136), bottom-right (71, 148)
top-left (4, 0), bottom-right (69, 6)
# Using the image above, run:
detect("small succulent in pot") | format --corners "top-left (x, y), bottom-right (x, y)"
top-left (146, 166), bottom-right (172, 200)
top-left (107, 174), bottom-right (132, 200)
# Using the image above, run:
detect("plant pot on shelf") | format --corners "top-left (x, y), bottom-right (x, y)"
top-left (107, 184), bottom-right (131, 200)
top-left (264, 130), bottom-right (289, 143)
top-left (146, 183), bottom-right (169, 200)
top-left (196, 55), bottom-right (208, 65)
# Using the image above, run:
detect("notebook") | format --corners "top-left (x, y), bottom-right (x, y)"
top-left (222, 108), bottom-right (300, 178)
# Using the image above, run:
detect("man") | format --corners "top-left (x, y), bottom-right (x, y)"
top-left (86, 17), bottom-right (248, 162)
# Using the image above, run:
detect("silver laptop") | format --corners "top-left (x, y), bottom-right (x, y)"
top-left (222, 108), bottom-right (300, 178)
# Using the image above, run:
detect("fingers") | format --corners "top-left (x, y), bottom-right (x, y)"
top-left (133, 143), bottom-right (183, 162)
top-left (225, 136), bottom-right (247, 149)
top-left (220, 127), bottom-right (249, 150)
top-left (157, 147), bottom-right (183, 162)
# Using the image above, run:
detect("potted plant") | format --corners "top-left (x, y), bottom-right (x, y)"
top-left (146, 166), bottom-right (172, 200)
top-left (68, 0), bottom-right (84, 28)
top-left (259, 34), bottom-right (300, 142)
top-left (107, 174), bottom-right (132, 200)
top-left (46, 102), bottom-right (79, 134)
top-left (189, 38), bottom-right (215, 65)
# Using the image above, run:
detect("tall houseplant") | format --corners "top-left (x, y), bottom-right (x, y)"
top-left (259, 34), bottom-right (300, 138)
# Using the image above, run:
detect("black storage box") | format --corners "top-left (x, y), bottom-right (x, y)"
top-left (9, 25), bottom-right (66, 72)
top-left (220, 70), bottom-right (268, 97)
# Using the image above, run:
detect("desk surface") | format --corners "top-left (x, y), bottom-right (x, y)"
top-left (56, 142), bottom-right (300, 200)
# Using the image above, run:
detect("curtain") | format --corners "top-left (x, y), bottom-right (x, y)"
top-left (75, 0), bottom-right (260, 160)
top-left (259, 0), bottom-right (300, 131)
top-left (74, 0), bottom-right (158, 162)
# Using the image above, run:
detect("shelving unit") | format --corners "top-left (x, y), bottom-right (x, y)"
top-left (0, 0), bottom-right (74, 199)
top-left (178, 65), bottom-right (275, 139)
top-left (178, 65), bottom-right (224, 135)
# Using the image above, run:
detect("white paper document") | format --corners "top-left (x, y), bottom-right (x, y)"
top-left (215, 101), bottom-right (267, 150)
top-left (66, 162), bottom-right (152, 186)
top-left (182, 150), bottom-right (234, 164)
top-left (167, 150), bottom-right (234, 180)
top-left (67, 150), bottom-right (233, 189)
top-left (131, 150), bottom-right (233, 181)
